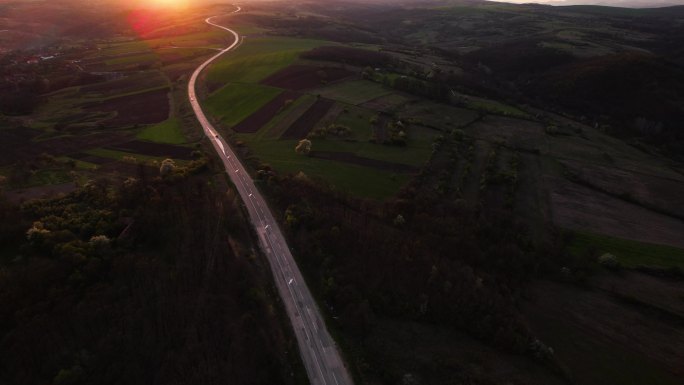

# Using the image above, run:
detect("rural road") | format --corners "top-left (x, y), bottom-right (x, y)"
top-left (188, 6), bottom-right (354, 385)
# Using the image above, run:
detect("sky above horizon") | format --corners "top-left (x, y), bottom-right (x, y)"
top-left (489, 0), bottom-right (684, 7)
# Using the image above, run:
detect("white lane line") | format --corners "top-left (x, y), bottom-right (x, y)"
top-left (308, 308), bottom-right (318, 332)
top-left (192, 6), bottom-right (345, 385)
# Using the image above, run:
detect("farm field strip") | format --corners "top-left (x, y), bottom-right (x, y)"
top-left (261, 64), bottom-right (355, 90)
top-left (232, 90), bottom-right (301, 133)
top-left (548, 175), bottom-right (684, 249)
top-left (568, 230), bottom-right (684, 269)
top-left (206, 37), bottom-right (333, 86)
top-left (85, 88), bottom-right (171, 126)
top-left (309, 151), bottom-right (419, 173)
top-left (80, 71), bottom-right (169, 97)
top-left (105, 139), bottom-right (193, 160)
top-left (86, 148), bottom-right (190, 164)
top-left (258, 94), bottom-right (318, 140)
top-left (246, 140), bottom-right (411, 199)
top-left (281, 98), bottom-right (335, 139)
top-left (137, 118), bottom-right (186, 144)
top-left (204, 83), bottom-right (283, 127)
top-left (311, 79), bottom-right (393, 105)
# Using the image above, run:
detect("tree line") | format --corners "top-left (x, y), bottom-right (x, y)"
top-left (0, 167), bottom-right (305, 385)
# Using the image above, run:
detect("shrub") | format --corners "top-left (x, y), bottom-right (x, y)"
top-left (598, 253), bottom-right (620, 270)
top-left (295, 139), bottom-right (312, 155)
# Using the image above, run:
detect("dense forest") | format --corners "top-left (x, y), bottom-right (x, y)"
top-left (259, 169), bottom-right (572, 383)
top-left (0, 163), bottom-right (304, 385)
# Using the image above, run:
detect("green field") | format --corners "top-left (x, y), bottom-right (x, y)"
top-left (206, 37), bottom-right (331, 85)
top-left (80, 71), bottom-right (169, 97)
top-left (247, 140), bottom-right (410, 199)
top-left (234, 114), bottom-right (437, 198)
top-left (157, 47), bottom-right (217, 61)
top-left (145, 30), bottom-right (229, 49)
top-left (230, 22), bottom-right (269, 35)
top-left (137, 118), bottom-right (186, 144)
top-left (568, 231), bottom-right (684, 269)
top-left (332, 105), bottom-right (375, 141)
top-left (95, 30), bottom-right (228, 57)
top-left (401, 101), bottom-right (480, 130)
top-left (86, 148), bottom-right (189, 165)
top-left (464, 97), bottom-right (531, 119)
top-left (104, 53), bottom-right (159, 67)
top-left (313, 80), bottom-right (392, 105)
top-left (205, 83), bottom-right (282, 127)
top-left (95, 40), bottom-right (150, 56)
top-left (200, 34), bottom-right (439, 199)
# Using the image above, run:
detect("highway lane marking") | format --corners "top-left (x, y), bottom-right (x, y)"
top-left (308, 308), bottom-right (318, 332)
top-left (278, 259), bottom-right (326, 381)
top-left (262, 230), bottom-right (329, 384)
top-left (191, 6), bottom-right (349, 384)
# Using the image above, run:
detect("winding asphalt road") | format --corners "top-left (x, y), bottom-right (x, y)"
top-left (188, 7), bottom-right (354, 385)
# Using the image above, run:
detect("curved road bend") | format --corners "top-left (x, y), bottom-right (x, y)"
top-left (188, 7), bottom-right (354, 385)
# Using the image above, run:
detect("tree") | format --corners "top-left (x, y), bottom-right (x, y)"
top-left (393, 214), bottom-right (406, 227)
top-left (159, 159), bottom-right (176, 176)
top-left (26, 221), bottom-right (50, 242)
top-left (295, 139), bottom-right (312, 155)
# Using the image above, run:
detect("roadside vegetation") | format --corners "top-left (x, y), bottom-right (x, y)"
top-left (0, 158), bottom-right (306, 385)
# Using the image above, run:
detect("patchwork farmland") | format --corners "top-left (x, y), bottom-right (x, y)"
top-left (197, 14), bottom-right (684, 276)
top-left (0, 9), bottom-right (229, 201)
top-left (3, 3), bottom-right (684, 385)
top-left (201, 39), bottom-right (445, 199)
